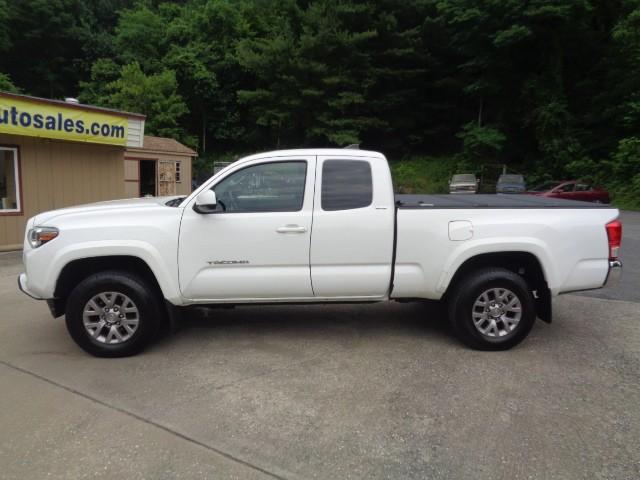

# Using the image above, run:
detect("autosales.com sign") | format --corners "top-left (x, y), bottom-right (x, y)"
top-left (0, 93), bottom-right (130, 146)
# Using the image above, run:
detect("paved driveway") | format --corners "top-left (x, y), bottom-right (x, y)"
top-left (576, 210), bottom-right (640, 302)
top-left (0, 213), bottom-right (638, 479)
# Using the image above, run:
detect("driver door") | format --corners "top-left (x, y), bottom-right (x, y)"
top-left (556, 182), bottom-right (576, 200)
top-left (178, 156), bottom-right (316, 300)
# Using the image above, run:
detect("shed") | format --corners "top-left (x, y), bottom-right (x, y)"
top-left (124, 136), bottom-right (196, 197)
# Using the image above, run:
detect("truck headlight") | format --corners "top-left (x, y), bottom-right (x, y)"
top-left (27, 227), bottom-right (59, 248)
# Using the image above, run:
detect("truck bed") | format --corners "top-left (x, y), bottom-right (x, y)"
top-left (395, 194), bottom-right (611, 209)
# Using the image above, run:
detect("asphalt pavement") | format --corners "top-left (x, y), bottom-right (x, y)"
top-left (0, 212), bottom-right (638, 480)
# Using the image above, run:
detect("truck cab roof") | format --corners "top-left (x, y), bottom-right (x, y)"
top-left (239, 148), bottom-right (387, 162)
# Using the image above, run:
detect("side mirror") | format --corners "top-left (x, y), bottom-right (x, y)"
top-left (193, 190), bottom-right (218, 214)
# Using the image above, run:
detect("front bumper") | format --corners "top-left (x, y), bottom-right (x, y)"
top-left (603, 260), bottom-right (623, 287)
top-left (18, 273), bottom-right (64, 317)
top-left (18, 273), bottom-right (42, 299)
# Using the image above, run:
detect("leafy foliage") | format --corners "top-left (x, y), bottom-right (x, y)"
top-left (457, 122), bottom-right (505, 162)
top-left (0, 0), bottom-right (638, 207)
top-left (83, 62), bottom-right (192, 144)
top-left (391, 156), bottom-right (458, 194)
top-left (0, 72), bottom-right (19, 93)
top-left (0, 0), bottom-right (9, 54)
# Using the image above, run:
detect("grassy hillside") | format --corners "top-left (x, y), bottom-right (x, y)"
top-left (390, 156), bottom-right (638, 211)
top-left (390, 157), bottom-right (458, 194)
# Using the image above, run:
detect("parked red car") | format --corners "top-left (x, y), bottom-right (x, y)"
top-left (527, 180), bottom-right (610, 203)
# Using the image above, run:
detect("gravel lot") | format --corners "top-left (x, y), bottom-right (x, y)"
top-left (0, 212), bottom-right (638, 480)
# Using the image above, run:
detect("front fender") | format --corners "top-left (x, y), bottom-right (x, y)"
top-left (24, 240), bottom-right (182, 303)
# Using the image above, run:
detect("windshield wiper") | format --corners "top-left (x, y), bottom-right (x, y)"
top-left (165, 196), bottom-right (186, 207)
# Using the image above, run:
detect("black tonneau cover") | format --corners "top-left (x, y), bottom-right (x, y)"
top-left (395, 194), bottom-right (611, 209)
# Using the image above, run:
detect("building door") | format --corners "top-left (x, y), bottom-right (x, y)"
top-left (139, 160), bottom-right (156, 196)
top-left (158, 160), bottom-right (176, 196)
top-left (124, 159), bottom-right (139, 198)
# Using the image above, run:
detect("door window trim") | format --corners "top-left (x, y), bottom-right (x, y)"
top-left (210, 159), bottom-right (308, 214)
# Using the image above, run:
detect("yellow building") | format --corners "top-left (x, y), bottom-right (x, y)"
top-left (0, 92), bottom-right (196, 250)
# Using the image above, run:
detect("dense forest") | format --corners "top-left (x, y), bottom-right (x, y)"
top-left (0, 0), bottom-right (639, 206)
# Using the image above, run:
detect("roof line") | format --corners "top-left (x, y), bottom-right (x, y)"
top-left (0, 91), bottom-right (146, 120)
top-left (125, 148), bottom-right (197, 157)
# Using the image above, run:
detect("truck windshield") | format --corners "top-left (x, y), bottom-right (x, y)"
top-left (499, 175), bottom-right (524, 183)
top-left (452, 174), bottom-right (476, 183)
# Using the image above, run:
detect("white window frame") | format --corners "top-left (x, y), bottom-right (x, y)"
top-left (175, 161), bottom-right (182, 183)
top-left (0, 146), bottom-right (21, 215)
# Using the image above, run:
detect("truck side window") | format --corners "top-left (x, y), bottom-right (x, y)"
top-left (321, 160), bottom-right (372, 211)
top-left (213, 161), bottom-right (307, 212)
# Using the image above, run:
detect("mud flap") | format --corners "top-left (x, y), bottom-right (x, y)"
top-left (164, 300), bottom-right (184, 333)
top-left (535, 287), bottom-right (552, 323)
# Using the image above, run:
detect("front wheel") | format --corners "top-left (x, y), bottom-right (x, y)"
top-left (65, 270), bottom-right (163, 357)
top-left (448, 268), bottom-right (536, 350)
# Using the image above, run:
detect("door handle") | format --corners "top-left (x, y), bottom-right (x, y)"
top-left (276, 225), bottom-right (307, 234)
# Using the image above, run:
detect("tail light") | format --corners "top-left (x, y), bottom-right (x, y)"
top-left (605, 220), bottom-right (622, 260)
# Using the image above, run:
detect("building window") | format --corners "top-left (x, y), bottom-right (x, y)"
top-left (0, 146), bottom-right (21, 214)
top-left (175, 161), bottom-right (182, 182)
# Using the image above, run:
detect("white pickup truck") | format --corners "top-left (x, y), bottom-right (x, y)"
top-left (18, 149), bottom-right (623, 357)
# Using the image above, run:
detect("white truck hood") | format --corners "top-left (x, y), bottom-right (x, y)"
top-left (32, 196), bottom-right (184, 225)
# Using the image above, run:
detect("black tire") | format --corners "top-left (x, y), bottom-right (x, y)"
top-left (65, 270), bottom-right (163, 357)
top-left (447, 268), bottom-right (536, 350)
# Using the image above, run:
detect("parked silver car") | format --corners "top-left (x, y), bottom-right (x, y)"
top-left (449, 173), bottom-right (478, 194)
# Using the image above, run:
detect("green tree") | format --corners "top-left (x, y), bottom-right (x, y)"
top-left (90, 62), bottom-right (191, 143)
top-left (237, 0), bottom-right (383, 147)
top-left (115, 3), bottom-right (170, 72)
top-left (78, 58), bottom-right (122, 105)
top-left (0, 72), bottom-right (19, 92)
top-left (0, 0), bottom-right (639, 204)
top-left (236, 0), bottom-right (304, 147)
top-left (0, 0), bottom-right (132, 98)
top-left (163, 0), bottom-right (251, 152)
top-left (0, 0), bottom-right (10, 54)
top-left (457, 122), bottom-right (506, 162)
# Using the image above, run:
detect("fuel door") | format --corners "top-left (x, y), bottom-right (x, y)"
top-left (449, 220), bottom-right (473, 241)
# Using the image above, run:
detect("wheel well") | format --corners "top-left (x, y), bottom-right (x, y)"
top-left (445, 252), bottom-right (552, 322)
top-left (53, 256), bottom-right (164, 316)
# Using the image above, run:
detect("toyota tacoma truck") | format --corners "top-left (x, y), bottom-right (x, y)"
top-left (18, 149), bottom-right (623, 357)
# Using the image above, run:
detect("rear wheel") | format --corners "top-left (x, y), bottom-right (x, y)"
top-left (448, 268), bottom-right (536, 350)
top-left (65, 270), bottom-right (163, 357)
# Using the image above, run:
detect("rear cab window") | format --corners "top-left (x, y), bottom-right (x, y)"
top-left (321, 160), bottom-right (373, 211)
